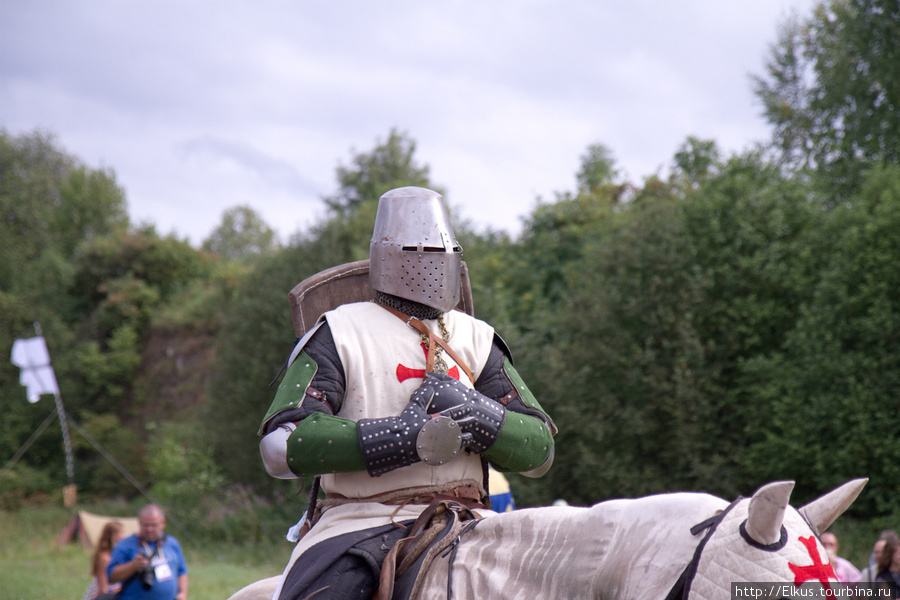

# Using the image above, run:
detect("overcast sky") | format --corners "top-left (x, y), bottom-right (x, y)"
top-left (1, 0), bottom-right (812, 246)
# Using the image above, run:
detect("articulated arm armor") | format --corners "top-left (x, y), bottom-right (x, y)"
top-left (259, 323), bottom-right (364, 478)
top-left (259, 323), bottom-right (555, 479)
top-left (471, 342), bottom-right (556, 477)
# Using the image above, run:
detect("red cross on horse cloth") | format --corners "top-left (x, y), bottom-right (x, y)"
top-left (396, 343), bottom-right (460, 382)
top-left (788, 535), bottom-right (838, 596)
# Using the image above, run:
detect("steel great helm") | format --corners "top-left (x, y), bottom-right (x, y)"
top-left (369, 186), bottom-right (462, 312)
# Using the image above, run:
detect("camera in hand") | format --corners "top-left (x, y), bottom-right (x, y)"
top-left (139, 563), bottom-right (155, 589)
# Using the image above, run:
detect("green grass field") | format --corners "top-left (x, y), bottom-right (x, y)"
top-left (0, 505), bottom-right (290, 600)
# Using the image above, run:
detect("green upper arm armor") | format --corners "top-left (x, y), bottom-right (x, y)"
top-left (258, 350), bottom-right (318, 435)
top-left (485, 358), bottom-right (556, 475)
top-left (502, 357), bottom-right (557, 435)
top-left (258, 349), bottom-right (366, 476)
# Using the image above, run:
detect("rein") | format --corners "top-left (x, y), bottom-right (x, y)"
top-left (663, 496), bottom-right (744, 600)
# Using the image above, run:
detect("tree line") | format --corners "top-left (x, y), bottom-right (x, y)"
top-left (1, 0), bottom-right (897, 536)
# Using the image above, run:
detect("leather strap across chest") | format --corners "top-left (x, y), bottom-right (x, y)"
top-left (378, 304), bottom-right (475, 384)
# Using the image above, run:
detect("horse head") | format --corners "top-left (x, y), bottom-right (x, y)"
top-left (680, 478), bottom-right (867, 600)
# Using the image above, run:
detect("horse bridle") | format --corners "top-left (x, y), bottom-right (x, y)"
top-left (663, 495), bottom-right (794, 600)
top-left (662, 497), bottom-right (744, 600)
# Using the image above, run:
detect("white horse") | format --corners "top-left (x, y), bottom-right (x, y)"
top-left (228, 478), bottom-right (866, 600)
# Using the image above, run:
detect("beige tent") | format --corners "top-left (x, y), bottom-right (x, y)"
top-left (57, 510), bottom-right (139, 548)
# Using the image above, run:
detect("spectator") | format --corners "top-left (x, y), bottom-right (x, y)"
top-left (108, 504), bottom-right (189, 600)
top-left (82, 521), bottom-right (124, 600)
top-left (822, 531), bottom-right (861, 583)
top-left (875, 532), bottom-right (900, 598)
top-left (860, 531), bottom-right (896, 584)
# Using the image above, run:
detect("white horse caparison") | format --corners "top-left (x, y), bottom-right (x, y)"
top-left (228, 479), bottom-right (866, 600)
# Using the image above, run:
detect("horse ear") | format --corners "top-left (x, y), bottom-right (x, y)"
top-left (746, 480), bottom-right (794, 545)
top-left (798, 478), bottom-right (868, 535)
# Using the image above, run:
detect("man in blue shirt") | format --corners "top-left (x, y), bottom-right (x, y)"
top-left (108, 504), bottom-right (189, 600)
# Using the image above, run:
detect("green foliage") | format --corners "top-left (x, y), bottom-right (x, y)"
top-left (202, 204), bottom-right (278, 259)
top-left (740, 165), bottom-right (900, 514)
top-left (754, 0), bottom-right (900, 193)
top-left (70, 229), bottom-right (204, 316)
top-left (58, 229), bottom-right (207, 417)
top-left (323, 128), bottom-right (436, 214)
top-left (68, 325), bottom-right (142, 413)
top-left (5, 102), bottom-right (900, 531)
top-left (533, 176), bottom-right (711, 504)
top-left (672, 137), bottom-right (722, 189)
top-left (54, 164), bottom-right (129, 254)
top-left (503, 149), bottom-right (832, 508)
top-left (69, 411), bottom-right (144, 499)
top-left (0, 464), bottom-right (58, 510)
top-left (146, 423), bottom-right (226, 507)
top-left (151, 258), bottom-right (250, 332)
top-left (576, 143), bottom-right (620, 194)
top-left (0, 130), bottom-right (128, 293)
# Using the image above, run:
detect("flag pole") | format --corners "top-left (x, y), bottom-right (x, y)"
top-left (54, 391), bottom-right (77, 506)
top-left (10, 323), bottom-right (78, 506)
top-left (33, 323), bottom-right (77, 507)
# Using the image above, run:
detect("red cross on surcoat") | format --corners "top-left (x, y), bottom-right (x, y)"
top-left (396, 343), bottom-right (460, 382)
top-left (788, 536), bottom-right (838, 597)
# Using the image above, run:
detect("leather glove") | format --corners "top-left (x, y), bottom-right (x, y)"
top-left (410, 373), bottom-right (506, 454)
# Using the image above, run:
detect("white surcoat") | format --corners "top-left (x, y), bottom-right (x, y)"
top-left (320, 301), bottom-right (496, 499)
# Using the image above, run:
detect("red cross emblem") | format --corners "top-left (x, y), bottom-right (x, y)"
top-left (396, 343), bottom-right (460, 383)
top-left (788, 536), bottom-right (838, 596)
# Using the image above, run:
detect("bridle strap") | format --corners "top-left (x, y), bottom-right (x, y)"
top-left (663, 496), bottom-right (745, 600)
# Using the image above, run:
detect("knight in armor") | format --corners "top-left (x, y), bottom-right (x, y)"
top-left (258, 186), bottom-right (556, 599)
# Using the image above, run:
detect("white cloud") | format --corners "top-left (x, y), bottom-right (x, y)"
top-left (0, 0), bottom-right (813, 245)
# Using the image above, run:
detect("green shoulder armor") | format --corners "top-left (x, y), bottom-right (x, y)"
top-left (258, 349), bottom-right (318, 435)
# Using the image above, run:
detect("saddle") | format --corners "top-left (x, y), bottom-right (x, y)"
top-left (373, 497), bottom-right (482, 600)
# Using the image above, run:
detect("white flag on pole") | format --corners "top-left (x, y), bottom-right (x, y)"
top-left (10, 336), bottom-right (60, 403)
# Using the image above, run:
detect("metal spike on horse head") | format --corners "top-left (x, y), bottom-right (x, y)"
top-left (226, 478), bottom-right (867, 600)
